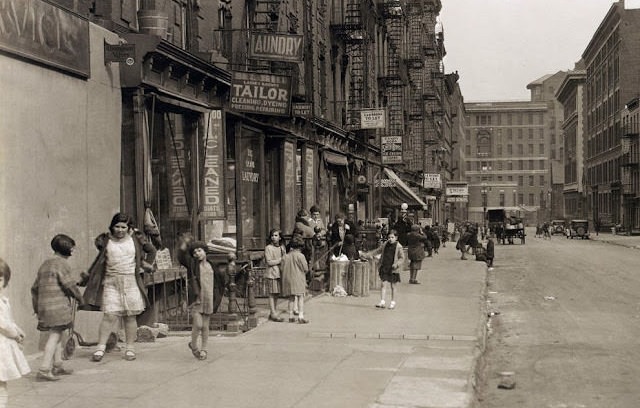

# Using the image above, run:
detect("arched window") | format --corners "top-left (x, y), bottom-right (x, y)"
top-left (477, 130), bottom-right (491, 157)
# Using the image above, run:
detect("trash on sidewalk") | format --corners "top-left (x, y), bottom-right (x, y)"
top-left (331, 285), bottom-right (348, 297)
top-left (543, 295), bottom-right (556, 301)
top-left (488, 311), bottom-right (501, 317)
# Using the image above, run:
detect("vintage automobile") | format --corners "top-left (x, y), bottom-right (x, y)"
top-left (550, 219), bottom-right (566, 235)
top-left (567, 219), bottom-right (590, 239)
top-left (487, 209), bottom-right (525, 245)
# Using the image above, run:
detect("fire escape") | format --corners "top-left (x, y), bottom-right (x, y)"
top-left (331, 0), bottom-right (376, 132)
top-left (405, 1), bottom-right (427, 172)
top-left (621, 120), bottom-right (639, 230)
top-left (379, 0), bottom-right (407, 165)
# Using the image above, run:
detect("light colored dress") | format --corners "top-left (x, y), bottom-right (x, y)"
top-left (192, 261), bottom-right (214, 315)
top-left (0, 295), bottom-right (31, 381)
top-left (102, 236), bottom-right (145, 316)
top-left (280, 249), bottom-right (308, 297)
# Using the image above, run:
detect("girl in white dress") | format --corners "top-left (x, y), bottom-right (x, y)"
top-left (0, 258), bottom-right (30, 407)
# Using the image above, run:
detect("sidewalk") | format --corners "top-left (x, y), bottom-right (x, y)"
top-left (589, 231), bottom-right (640, 249)
top-left (8, 247), bottom-right (488, 408)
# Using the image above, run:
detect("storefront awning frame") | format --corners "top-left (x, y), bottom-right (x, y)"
top-left (383, 168), bottom-right (429, 208)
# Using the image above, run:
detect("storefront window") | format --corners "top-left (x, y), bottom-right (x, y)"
top-left (238, 127), bottom-right (264, 250)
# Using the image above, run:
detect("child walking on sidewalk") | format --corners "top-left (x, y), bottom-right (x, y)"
top-left (281, 236), bottom-right (309, 324)
top-left (187, 242), bottom-right (215, 360)
top-left (31, 234), bottom-right (84, 381)
top-left (0, 257), bottom-right (30, 407)
top-left (363, 230), bottom-right (404, 310)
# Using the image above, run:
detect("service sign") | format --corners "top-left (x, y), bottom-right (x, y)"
top-left (360, 109), bottom-right (386, 129)
top-left (445, 183), bottom-right (469, 196)
top-left (249, 32), bottom-right (304, 62)
top-left (381, 135), bottom-right (402, 164)
top-left (292, 102), bottom-right (313, 118)
top-left (423, 173), bottom-right (442, 189)
top-left (231, 71), bottom-right (291, 116)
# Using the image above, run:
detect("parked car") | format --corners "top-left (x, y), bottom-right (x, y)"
top-left (550, 219), bottom-right (566, 235)
top-left (567, 219), bottom-right (589, 239)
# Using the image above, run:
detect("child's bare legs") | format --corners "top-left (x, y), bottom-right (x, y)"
top-left (0, 381), bottom-right (7, 408)
top-left (40, 329), bottom-right (63, 373)
top-left (191, 311), bottom-right (203, 351)
top-left (296, 295), bottom-right (305, 320)
top-left (288, 296), bottom-right (296, 320)
top-left (123, 316), bottom-right (138, 354)
top-left (377, 281), bottom-right (389, 307)
top-left (200, 313), bottom-right (211, 352)
top-left (93, 313), bottom-right (118, 360)
top-left (268, 294), bottom-right (278, 317)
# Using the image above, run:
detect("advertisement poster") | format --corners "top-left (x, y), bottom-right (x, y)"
top-left (201, 110), bottom-right (225, 218)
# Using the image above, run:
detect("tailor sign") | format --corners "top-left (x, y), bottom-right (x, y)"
top-left (249, 32), bottom-right (304, 62)
top-left (231, 71), bottom-right (292, 116)
top-left (0, 0), bottom-right (90, 77)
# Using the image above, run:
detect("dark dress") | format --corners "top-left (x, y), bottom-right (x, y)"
top-left (380, 241), bottom-right (400, 284)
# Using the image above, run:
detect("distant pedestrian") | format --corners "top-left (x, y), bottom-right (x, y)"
top-left (363, 229), bottom-right (404, 309)
top-left (281, 236), bottom-right (309, 324)
top-left (486, 236), bottom-right (495, 270)
top-left (264, 228), bottom-right (285, 322)
top-left (392, 208), bottom-right (412, 246)
top-left (31, 234), bottom-right (84, 381)
top-left (406, 224), bottom-right (429, 284)
top-left (187, 241), bottom-right (215, 360)
top-left (0, 257), bottom-right (30, 406)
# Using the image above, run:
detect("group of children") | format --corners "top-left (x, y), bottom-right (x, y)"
top-left (1, 234), bottom-right (85, 407)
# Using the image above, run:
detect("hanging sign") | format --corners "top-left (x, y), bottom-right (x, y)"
top-left (249, 32), bottom-right (304, 62)
top-left (423, 173), bottom-right (442, 189)
top-left (104, 41), bottom-right (135, 65)
top-left (381, 136), bottom-right (402, 164)
top-left (166, 126), bottom-right (189, 220)
top-left (360, 109), bottom-right (386, 129)
top-left (231, 71), bottom-right (292, 116)
top-left (201, 110), bottom-right (225, 218)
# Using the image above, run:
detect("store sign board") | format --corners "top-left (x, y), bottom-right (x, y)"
top-left (167, 128), bottom-right (189, 220)
top-left (305, 147), bottom-right (315, 207)
top-left (0, 0), bottom-right (90, 77)
top-left (423, 173), bottom-right (442, 189)
top-left (231, 71), bottom-right (291, 116)
top-left (446, 196), bottom-right (468, 202)
top-left (249, 32), bottom-right (304, 62)
top-left (292, 102), bottom-right (312, 118)
top-left (381, 136), bottom-right (402, 164)
top-left (446, 183), bottom-right (469, 196)
top-left (360, 109), bottom-right (386, 129)
top-left (282, 141), bottom-right (295, 234)
top-left (201, 110), bottom-right (225, 219)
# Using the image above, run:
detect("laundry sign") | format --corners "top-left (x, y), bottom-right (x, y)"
top-left (249, 32), bottom-right (304, 62)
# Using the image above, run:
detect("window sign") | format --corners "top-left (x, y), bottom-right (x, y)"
top-left (239, 129), bottom-right (263, 249)
top-left (282, 141), bottom-right (295, 234)
top-left (166, 121), bottom-right (190, 220)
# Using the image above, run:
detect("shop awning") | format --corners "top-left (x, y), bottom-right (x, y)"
top-left (382, 168), bottom-right (429, 208)
top-left (323, 151), bottom-right (349, 166)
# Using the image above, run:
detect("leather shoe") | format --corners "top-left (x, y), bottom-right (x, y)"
top-left (268, 315), bottom-right (284, 322)
top-left (52, 366), bottom-right (74, 375)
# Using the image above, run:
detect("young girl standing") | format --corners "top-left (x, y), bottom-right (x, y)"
top-left (280, 236), bottom-right (309, 324)
top-left (187, 242), bottom-right (215, 360)
top-left (363, 230), bottom-right (404, 309)
top-left (31, 234), bottom-right (84, 381)
top-left (0, 257), bottom-right (30, 407)
top-left (264, 229), bottom-right (285, 322)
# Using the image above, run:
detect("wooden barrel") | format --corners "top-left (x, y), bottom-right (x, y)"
top-left (329, 261), bottom-right (349, 291)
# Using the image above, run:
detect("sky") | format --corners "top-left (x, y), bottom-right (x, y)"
top-left (439, 0), bottom-right (619, 102)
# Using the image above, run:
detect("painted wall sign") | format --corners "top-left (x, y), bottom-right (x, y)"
top-left (305, 147), bottom-right (314, 207)
top-left (381, 135), bottom-right (402, 164)
top-left (167, 129), bottom-right (189, 220)
top-left (231, 71), bottom-right (291, 116)
top-left (360, 109), bottom-right (386, 129)
top-left (201, 110), bottom-right (225, 218)
top-left (249, 32), bottom-right (304, 62)
top-left (0, 0), bottom-right (90, 77)
top-left (282, 141), bottom-right (295, 234)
